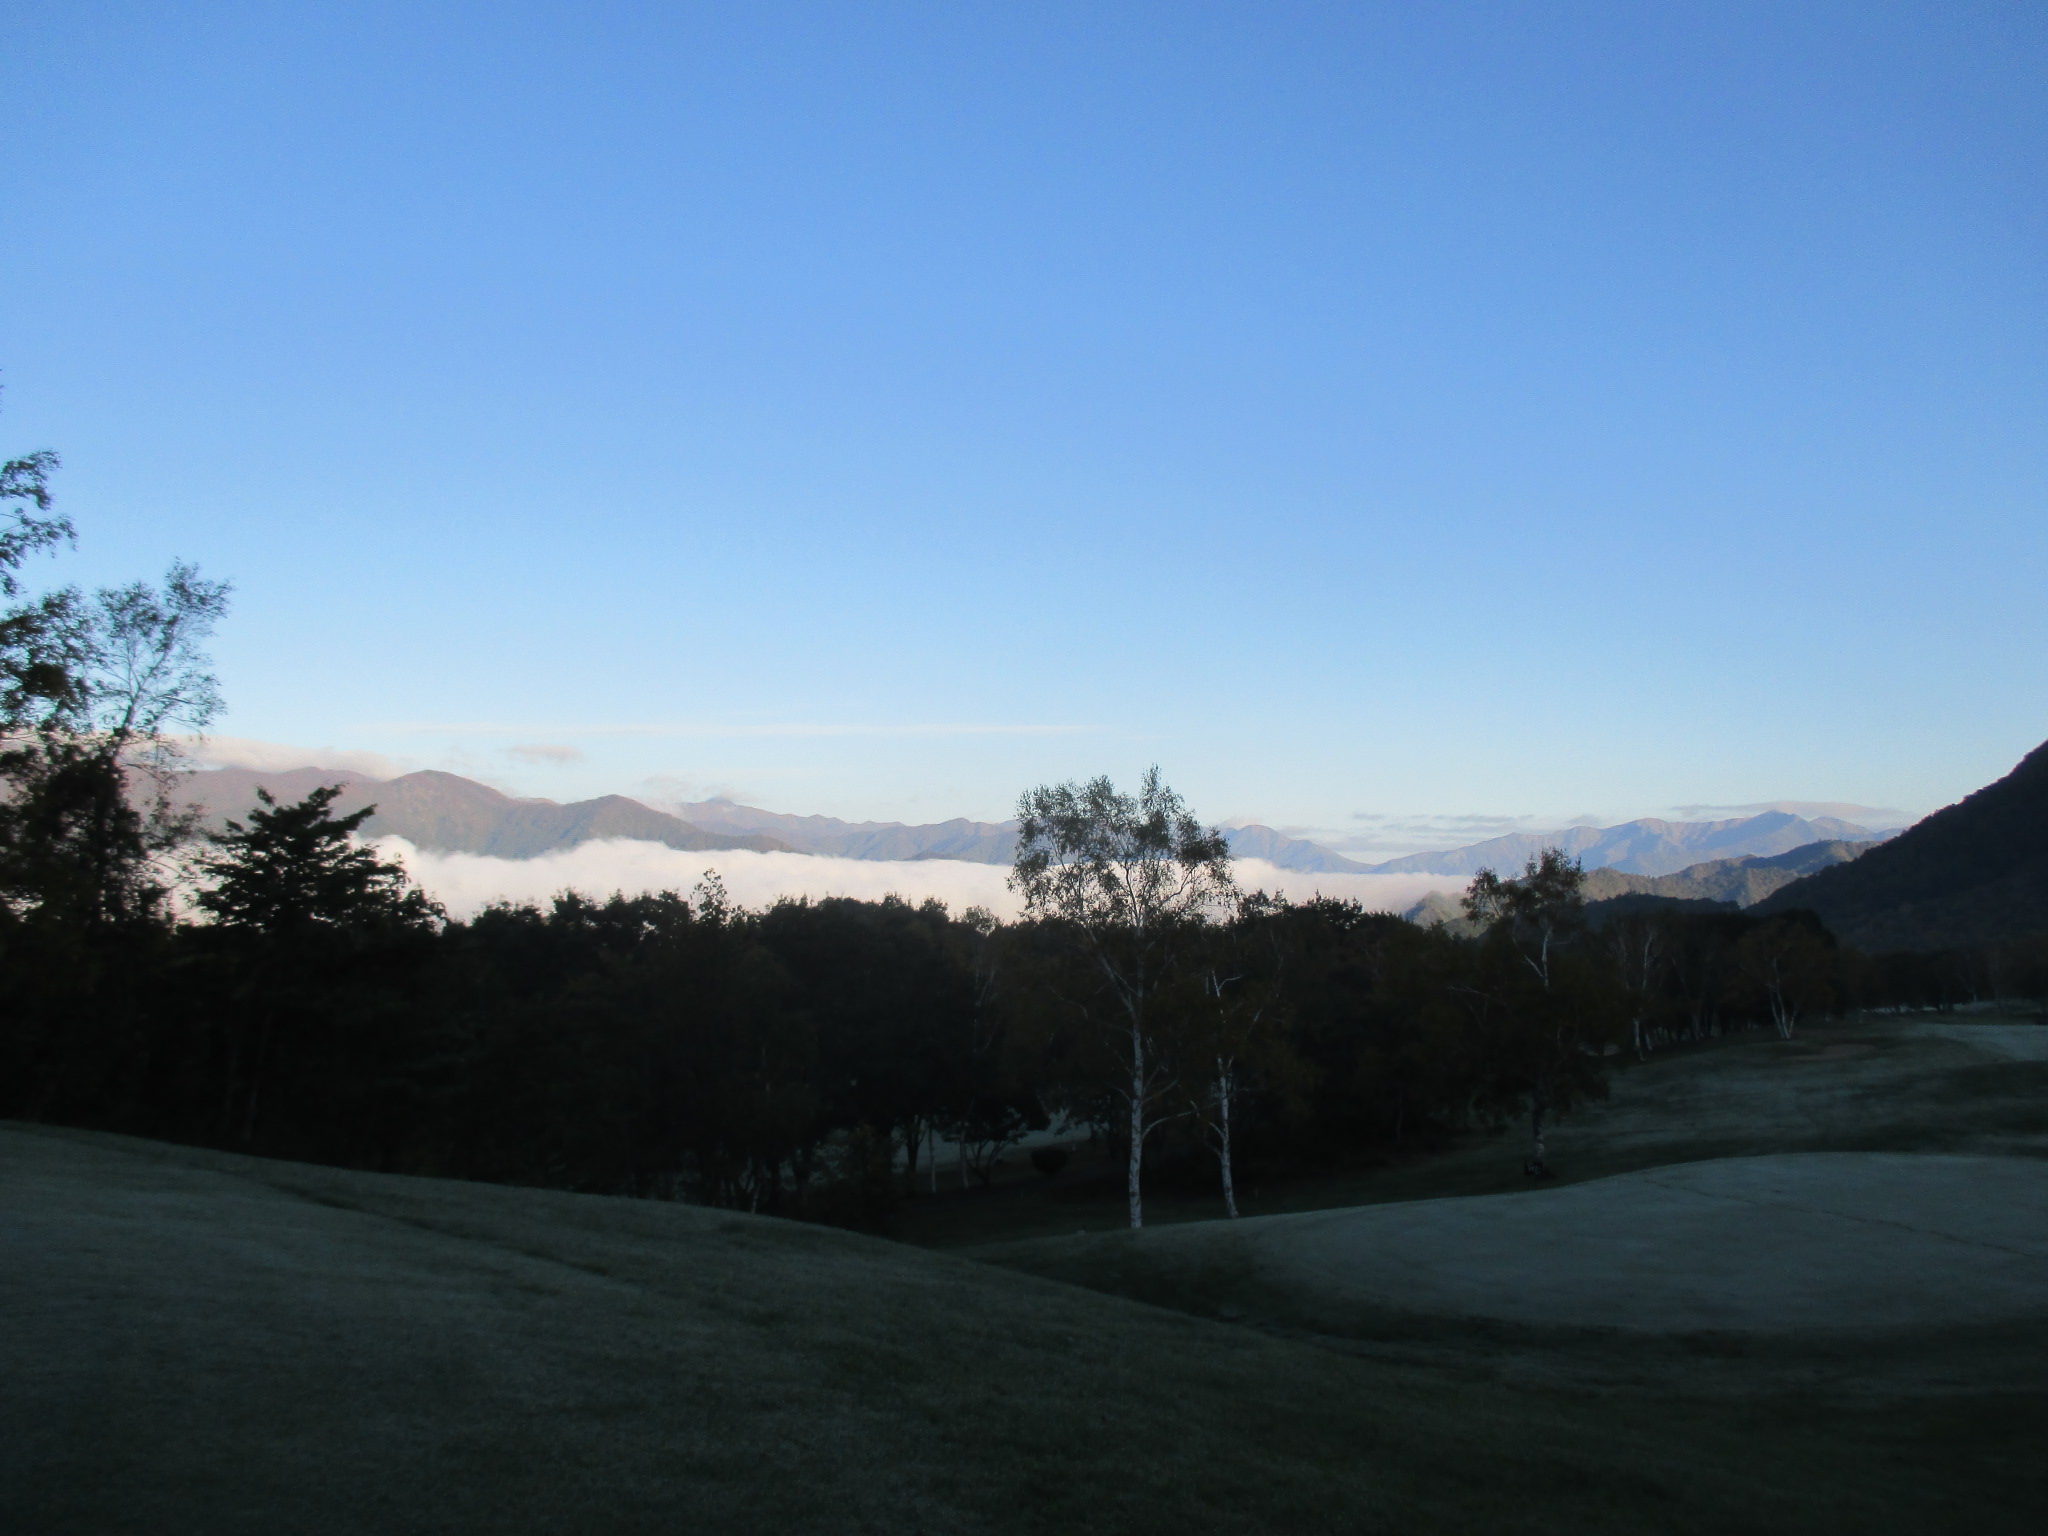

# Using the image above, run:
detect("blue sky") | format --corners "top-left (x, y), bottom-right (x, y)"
top-left (3, 1), bottom-right (2042, 855)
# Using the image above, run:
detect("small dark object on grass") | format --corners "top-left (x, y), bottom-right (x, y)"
top-left (1523, 1158), bottom-right (1554, 1179)
top-left (1031, 1147), bottom-right (1070, 1177)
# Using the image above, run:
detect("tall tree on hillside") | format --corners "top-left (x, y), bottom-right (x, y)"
top-left (197, 786), bottom-right (437, 936)
top-left (1179, 894), bottom-right (1299, 1217)
top-left (1011, 768), bottom-right (1233, 1228)
top-left (1463, 849), bottom-right (1620, 1174)
top-left (1, 430), bottom-right (229, 1121)
top-left (1464, 849), bottom-right (1586, 993)
top-left (196, 785), bottom-right (441, 1145)
top-left (1732, 910), bottom-right (1836, 1039)
top-left (1, 446), bottom-right (76, 729)
top-left (1, 439), bottom-right (230, 931)
top-left (1603, 910), bottom-right (1671, 1058)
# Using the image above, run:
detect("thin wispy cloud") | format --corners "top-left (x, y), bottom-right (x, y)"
top-left (371, 721), bottom-right (1089, 740)
top-left (505, 743), bottom-right (585, 765)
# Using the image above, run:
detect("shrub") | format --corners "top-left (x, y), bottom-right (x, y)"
top-left (1029, 1146), bottom-right (1070, 1178)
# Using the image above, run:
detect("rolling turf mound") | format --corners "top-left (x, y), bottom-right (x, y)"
top-left (7, 1123), bottom-right (2045, 1533)
top-left (983, 1153), bottom-right (2048, 1337)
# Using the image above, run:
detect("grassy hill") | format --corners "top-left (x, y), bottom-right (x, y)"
top-left (9, 1012), bottom-right (2048, 1534)
top-left (1758, 738), bottom-right (2048, 949)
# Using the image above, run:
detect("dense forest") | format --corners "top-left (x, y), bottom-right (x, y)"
top-left (5, 442), bottom-right (2045, 1230)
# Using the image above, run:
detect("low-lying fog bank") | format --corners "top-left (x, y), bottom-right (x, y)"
top-left (371, 838), bottom-right (1470, 921)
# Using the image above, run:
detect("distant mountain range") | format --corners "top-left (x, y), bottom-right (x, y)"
top-left (1367, 810), bottom-right (1892, 878)
top-left (1217, 824), bottom-right (1371, 872)
top-left (172, 769), bottom-right (793, 858)
top-left (172, 749), bottom-right (2048, 952)
top-left (1757, 739), bottom-right (2048, 950)
top-left (175, 766), bottom-right (1898, 881)
top-left (1401, 838), bottom-right (1874, 931)
top-left (663, 799), bottom-right (1020, 862)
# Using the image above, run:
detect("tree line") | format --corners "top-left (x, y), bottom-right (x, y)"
top-left (5, 434), bottom-right (2039, 1231)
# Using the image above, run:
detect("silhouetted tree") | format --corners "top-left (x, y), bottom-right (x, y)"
top-left (195, 786), bottom-right (441, 1149)
top-left (0, 431), bottom-right (227, 1122)
top-left (1732, 910), bottom-right (1836, 1038)
top-left (1464, 850), bottom-right (1620, 1174)
top-left (1179, 894), bottom-right (1300, 1216)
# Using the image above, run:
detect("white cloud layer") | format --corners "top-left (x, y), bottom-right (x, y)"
top-left (372, 839), bottom-right (1471, 922)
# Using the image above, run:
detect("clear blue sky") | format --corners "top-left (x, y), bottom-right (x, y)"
top-left (3, 1), bottom-right (2042, 854)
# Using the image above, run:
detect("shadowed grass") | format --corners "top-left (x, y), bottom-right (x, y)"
top-left (895, 1012), bottom-right (2048, 1250)
top-left (8, 1122), bottom-right (2044, 1533)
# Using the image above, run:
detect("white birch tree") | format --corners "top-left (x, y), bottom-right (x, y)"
top-left (1010, 768), bottom-right (1233, 1229)
top-left (1183, 896), bottom-right (1292, 1218)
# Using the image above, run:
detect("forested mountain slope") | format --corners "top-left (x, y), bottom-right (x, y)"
top-left (1581, 839), bottom-right (1870, 907)
top-left (1757, 739), bottom-right (2048, 949)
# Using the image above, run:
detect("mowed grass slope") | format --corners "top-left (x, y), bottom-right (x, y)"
top-left (7, 1121), bottom-right (2043, 1534)
top-left (959, 1015), bottom-right (2048, 1524)
top-left (899, 1011), bottom-right (2048, 1249)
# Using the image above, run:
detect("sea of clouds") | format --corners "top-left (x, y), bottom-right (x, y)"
top-left (371, 838), bottom-right (1472, 922)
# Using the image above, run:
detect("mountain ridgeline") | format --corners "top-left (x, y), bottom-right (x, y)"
top-left (177, 766), bottom-right (1896, 876)
top-left (172, 769), bottom-right (795, 859)
top-left (1371, 810), bottom-right (1891, 878)
top-left (1756, 739), bottom-right (2048, 951)
top-left (1580, 839), bottom-right (1874, 909)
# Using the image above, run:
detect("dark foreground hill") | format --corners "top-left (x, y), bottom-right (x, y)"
top-left (6, 1122), bottom-right (2041, 1535)
top-left (1758, 739), bottom-right (2048, 950)
top-left (175, 767), bottom-right (793, 858)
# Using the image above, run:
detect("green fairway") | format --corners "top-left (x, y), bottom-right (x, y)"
top-left (6, 1114), bottom-right (2047, 1533)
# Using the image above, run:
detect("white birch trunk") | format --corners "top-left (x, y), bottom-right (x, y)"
top-left (1218, 1068), bottom-right (1238, 1219)
top-left (1127, 1022), bottom-right (1146, 1229)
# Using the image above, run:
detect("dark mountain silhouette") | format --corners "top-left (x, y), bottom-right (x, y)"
top-left (1581, 839), bottom-right (1872, 908)
top-left (1755, 740), bottom-right (2048, 950)
top-left (174, 768), bottom-right (793, 858)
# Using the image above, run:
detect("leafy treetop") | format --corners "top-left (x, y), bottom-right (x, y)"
top-left (198, 785), bottom-right (441, 938)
